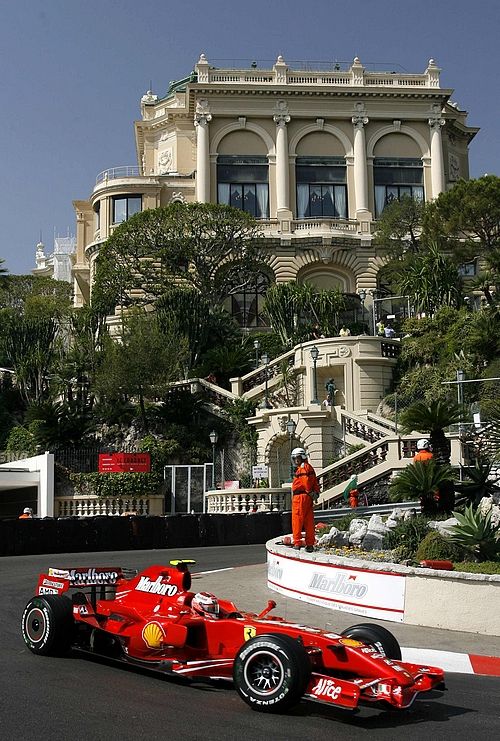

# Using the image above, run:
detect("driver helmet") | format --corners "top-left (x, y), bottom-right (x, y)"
top-left (192, 592), bottom-right (219, 617)
top-left (291, 447), bottom-right (307, 463)
top-left (416, 438), bottom-right (431, 451)
top-left (23, 507), bottom-right (33, 514)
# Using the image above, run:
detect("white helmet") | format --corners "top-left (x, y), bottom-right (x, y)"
top-left (416, 438), bottom-right (431, 451)
top-left (192, 592), bottom-right (219, 617)
top-left (23, 508), bottom-right (33, 514)
top-left (291, 447), bottom-right (307, 462)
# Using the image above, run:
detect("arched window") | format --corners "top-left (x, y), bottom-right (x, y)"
top-left (217, 156), bottom-right (269, 218)
top-left (225, 270), bottom-right (271, 328)
top-left (296, 157), bottom-right (347, 219)
top-left (373, 158), bottom-right (424, 217)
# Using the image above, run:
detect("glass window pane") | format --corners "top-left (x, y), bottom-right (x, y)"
top-left (256, 184), bottom-right (269, 218)
top-left (413, 186), bottom-right (424, 202)
top-left (230, 184), bottom-right (242, 209)
top-left (128, 197), bottom-right (142, 216)
top-left (243, 184), bottom-right (257, 216)
top-left (218, 183), bottom-right (231, 205)
top-left (322, 186), bottom-right (335, 216)
top-left (113, 198), bottom-right (127, 223)
top-left (310, 185), bottom-right (322, 216)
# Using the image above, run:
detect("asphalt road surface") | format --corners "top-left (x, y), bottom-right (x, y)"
top-left (1, 545), bottom-right (499, 740)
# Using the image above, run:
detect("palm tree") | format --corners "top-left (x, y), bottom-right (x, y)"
top-left (389, 460), bottom-right (454, 514)
top-left (399, 398), bottom-right (463, 464)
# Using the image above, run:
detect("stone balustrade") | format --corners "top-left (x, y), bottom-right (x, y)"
top-left (205, 487), bottom-right (291, 514)
top-left (56, 495), bottom-right (165, 517)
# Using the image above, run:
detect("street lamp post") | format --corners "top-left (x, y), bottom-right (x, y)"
top-left (286, 418), bottom-right (297, 481)
top-left (310, 345), bottom-right (319, 404)
top-left (209, 430), bottom-right (218, 489)
top-left (253, 339), bottom-right (260, 369)
top-left (260, 352), bottom-right (270, 408)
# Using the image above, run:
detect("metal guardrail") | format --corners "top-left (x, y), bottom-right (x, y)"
top-left (313, 501), bottom-right (420, 522)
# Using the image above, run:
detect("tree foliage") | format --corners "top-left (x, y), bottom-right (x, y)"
top-left (0, 274), bottom-right (71, 318)
top-left (264, 282), bottom-right (347, 345)
top-left (423, 175), bottom-right (500, 306)
top-left (1, 315), bottom-right (59, 404)
top-left (92, 311), bottom-right (188, 430)
top-left (92, 202), bottom-right (265, 313)
top-left (396, 241), bottom-right (462, 315)
top-left (399, 398), bottom-right (463, 464)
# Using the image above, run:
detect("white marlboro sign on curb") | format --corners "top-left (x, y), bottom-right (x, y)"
top-left (267, 551), bottom-right (406, 623)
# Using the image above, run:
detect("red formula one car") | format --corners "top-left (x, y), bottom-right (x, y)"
top-left (21, 560), bottom-right (444, 714)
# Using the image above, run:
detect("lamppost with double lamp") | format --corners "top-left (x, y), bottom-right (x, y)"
top-left (209, 430), bottom-right (218, 489)
top-left (253, 339), bottom-right (260, 369)
top-left (260, 352), bottom-right (270, 408)
top-left (310, 345), bottom-right (319, 404)
top-left (286, 418), bottom-right (297, 480)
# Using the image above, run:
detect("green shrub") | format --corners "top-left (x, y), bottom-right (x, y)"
top-left (415, 530), bottom-right (467, 562)
top-left (452, 561), bottom-right (500, 575)
top-left (70, 471), bottom-right (162, 499)
top-left (382, 516), bottom-right (430, 560)
top-left (449, 503), bottom-right (500, 562)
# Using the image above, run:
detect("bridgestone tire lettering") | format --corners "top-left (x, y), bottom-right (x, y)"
top-left (233, 633), bottom-right (311, 713)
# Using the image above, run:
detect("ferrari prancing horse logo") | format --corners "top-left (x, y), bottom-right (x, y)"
top-left (244, 625), bottom-right (257, 641)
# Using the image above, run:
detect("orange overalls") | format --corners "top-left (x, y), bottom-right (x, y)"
top-left (413, 450), bottom-right (433, 463)
top-left (291, 461), bottom-right (319, 547)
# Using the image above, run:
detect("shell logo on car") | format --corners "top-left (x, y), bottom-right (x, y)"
top-left (339, 637), bottom-right (365, 647)
top-left (142, 621), bottom-right (165, 649)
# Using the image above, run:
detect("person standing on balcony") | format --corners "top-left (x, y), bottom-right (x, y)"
top-left (339, 325), bottom-right (351, 337)
top-left (291, 447), bottom-right (319, 552)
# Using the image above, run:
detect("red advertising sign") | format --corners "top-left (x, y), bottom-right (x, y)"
top-left (98, 453), bottom-right (151, 473)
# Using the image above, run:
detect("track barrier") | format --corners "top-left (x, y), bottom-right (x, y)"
top-left (0, 512), bottom-right (288, 556)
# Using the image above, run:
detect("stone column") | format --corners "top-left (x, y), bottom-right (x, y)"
top-left (273, 101), bottom-right (291, 212)
top-left (428, 104), bottom-right (445, 198)
top-left (194, 98), bottom-right (212, 203)
top-left (352, 103), bottom-right (370, 218)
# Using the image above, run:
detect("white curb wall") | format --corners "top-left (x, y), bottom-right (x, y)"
top-left (266, 538), bottom-right (500, 636)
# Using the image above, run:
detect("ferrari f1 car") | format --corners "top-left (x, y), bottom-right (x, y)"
top-left (21, 560), bottom-right (444, 713)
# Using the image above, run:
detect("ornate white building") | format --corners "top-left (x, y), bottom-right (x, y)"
top-left (72, 54), bottom-right (477, 318)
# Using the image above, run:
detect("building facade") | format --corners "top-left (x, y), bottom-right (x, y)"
top-left (72, 54), bottom-right (477, 322)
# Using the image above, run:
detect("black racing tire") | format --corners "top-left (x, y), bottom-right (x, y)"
top-left (341, 622), bottom-right (402, 660)
top-left (21, 595), bottom-right (74, 656)
top-left (233, 633), bottom-right (311, 713)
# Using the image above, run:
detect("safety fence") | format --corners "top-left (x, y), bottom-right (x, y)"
top-left (0, 511), bottom-right (291, 557)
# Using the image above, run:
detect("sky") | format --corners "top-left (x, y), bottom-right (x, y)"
top-left (1, 0), bottom-right (499, 275)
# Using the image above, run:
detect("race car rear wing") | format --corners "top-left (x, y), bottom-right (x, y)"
top-left (36, 566), bottom-right (138, 596)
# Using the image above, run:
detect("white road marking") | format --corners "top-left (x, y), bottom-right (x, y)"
top-left (402, 647), bottom-right (474, 673)
top-left (192, 568), bottom-right (234, 576)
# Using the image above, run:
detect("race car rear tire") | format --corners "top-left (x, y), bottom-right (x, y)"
top-left (21, 595), bottom-right (74, 656)
top-left (233, 633), bottom-right (311, 713)
top-left (341, 623), bottom-right (402, 660)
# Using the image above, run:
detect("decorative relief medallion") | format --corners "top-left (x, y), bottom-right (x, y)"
top-left (158, 148), bottom-right (173, 174)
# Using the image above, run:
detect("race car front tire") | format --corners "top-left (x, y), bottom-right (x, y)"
top-left (233, 633), bottom-right (311, 712)
top-left (341, 623), bottom-right (402, 660)
top-left (21, 595), bottom-right (74, 656)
